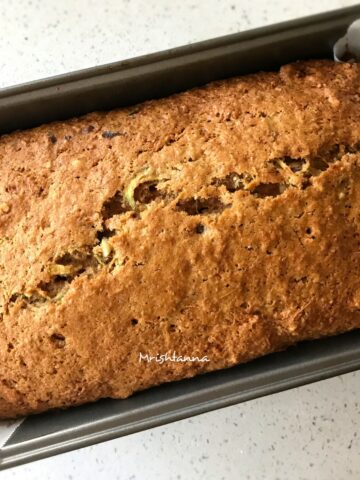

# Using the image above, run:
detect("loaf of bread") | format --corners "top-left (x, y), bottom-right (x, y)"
top-left (1, 60), bottom-right (360, 419)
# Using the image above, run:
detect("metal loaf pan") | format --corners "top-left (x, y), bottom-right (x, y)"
top-left (1, 5), bottom-right (360, 470)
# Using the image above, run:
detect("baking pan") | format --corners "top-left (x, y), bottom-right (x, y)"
top-left (1, 4), bottom-right (360, 470)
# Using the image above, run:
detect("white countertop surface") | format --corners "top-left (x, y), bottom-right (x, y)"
top-left (1, 0), bottom-right (360, 478)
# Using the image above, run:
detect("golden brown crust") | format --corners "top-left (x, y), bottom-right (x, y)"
top-left (1, 59), bottom-right (360, 418)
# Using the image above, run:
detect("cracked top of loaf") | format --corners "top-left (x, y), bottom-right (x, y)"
top-left (1, 59), bottom-right (360, 418)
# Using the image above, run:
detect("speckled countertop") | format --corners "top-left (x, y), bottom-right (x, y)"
top-left (1, 0), bottom-right (360, 479)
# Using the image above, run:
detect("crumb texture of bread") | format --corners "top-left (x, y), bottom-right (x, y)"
top-left (1, 60), bottom-right (360, 418)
